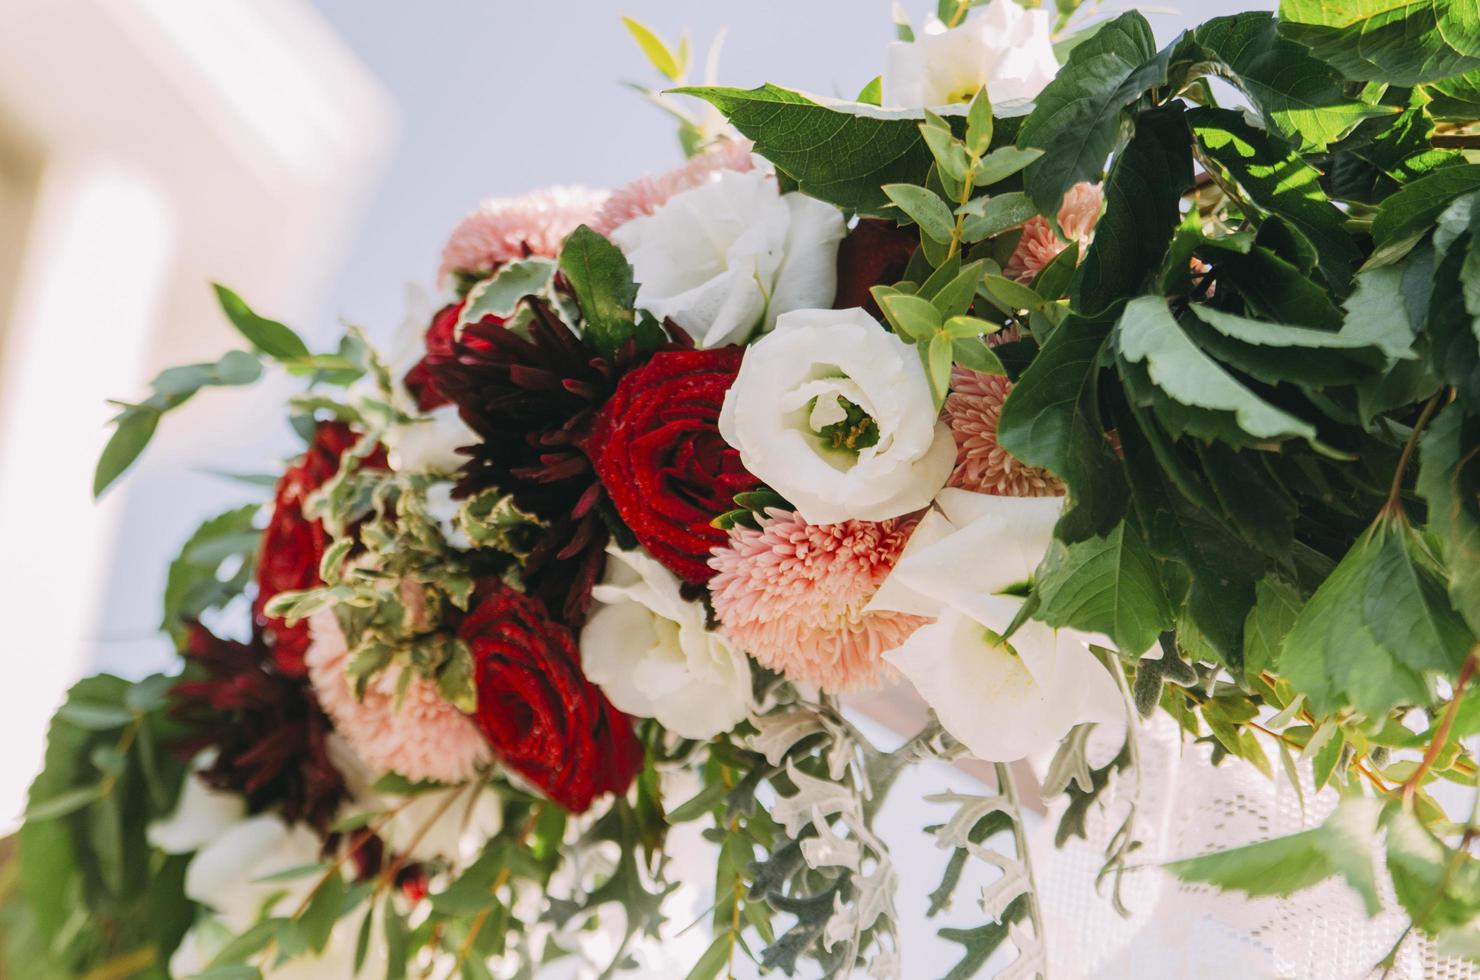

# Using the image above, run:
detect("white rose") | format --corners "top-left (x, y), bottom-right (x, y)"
top-left (181, 813), bottom-right (322, 931)
top-left (884, 0), bottom-right (1058, 109)
top-left (611, 168), bottom-right (846, 348)
top-left (718, 307), bottom-right (956, 524)
top-left (385, 404), bottom-right (475, 476)
top-left (582, 546), bottom-right (752, 739)
top-left (871, 489), bottom-right (1122, 761)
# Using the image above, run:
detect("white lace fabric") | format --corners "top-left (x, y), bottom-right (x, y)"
top-left (1032, 716), bottom-right (1477, 980)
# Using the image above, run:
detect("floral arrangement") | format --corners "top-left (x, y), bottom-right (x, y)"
top-left (7, 0), bottom-right (1480, 977)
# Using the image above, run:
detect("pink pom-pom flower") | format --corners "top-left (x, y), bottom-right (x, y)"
top-left (708, 509), bottom-right (926, 693)
top-left (944, 366), bottom-right (1064, 498)
top-left (439, 185), bottom-right (608, 284)
top-left (1003, 181), bottom-right (1103, 283)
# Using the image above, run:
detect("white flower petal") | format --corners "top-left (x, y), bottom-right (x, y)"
top-left (385, 404), bottom-right (475, 475)
top-left (183, 814), bottom-right (321, 932)
top-left (147, 771), bottom-right (247, 855)
top-left (883, 0), bottom-right (1058, 109)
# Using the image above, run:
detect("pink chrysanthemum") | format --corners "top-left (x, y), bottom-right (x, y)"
top-left (944, 366), bottom-right (1065, 497)
top-left (1003, 181), bottom-right (1103, 283)
top-left (708, 510), bottom-right (926, 693)
top-left (305, 607), bottom-right (491, 785)
top-left (590, 139), bottom-right (755, 235)
top-left (439, 185), bottom-right (609, 283)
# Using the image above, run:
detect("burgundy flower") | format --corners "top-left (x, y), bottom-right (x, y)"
top-left (588, 347), bottom-right (758, 584)
top-left (172, 623), bottom-right (347, 831)
top-left (254, 421), bottom-right (386, 676)
top-left (460, 581), bottom-right (642, 813)
top-left (425, 302), bottom-right (653, 624)
top-left (834, 219), bottom-right (918, 316)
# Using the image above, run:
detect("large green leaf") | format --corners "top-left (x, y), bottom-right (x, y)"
top-left (1189, 107), bottom-right (1361, 293)
top-left (1384, 807), bottom-right (1480, 933)
top-left (1169, 797), bottom-right (1383, 914)
top-left (1113, 296), bottom-right (1321, 447)
top-left (1426, 66), bottom-right (1480, 119)
top-left (1370, 164), bottom-right (1480, 265)
top-left (1034, 518), bottom-right (1172, 656)
top-left (1427, 224), bottom-right (1480, 411)
top-left (1017, 12), bottom-right (1164, 217)
top-left (1181, 13), bottom-right (1390, 152)
top-left (997, 311), bottom-right (1127, 541)
top-left (1279, 0), bottom-right (1480, 86)
top-left (1073, 104), bottom-right (1192, 315)
top-left (1418, 403), bottom-right (1480, 634)
top-left (673, 84), bottom-right (936, 214)
top-left (1282, 514), bottom-right (1473, 717)
top-left (1183, 305), bottom-right (1389, 388)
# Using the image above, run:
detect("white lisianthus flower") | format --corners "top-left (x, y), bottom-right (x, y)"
top-left (870, 489), bottom-right (1122, 761)
top-left (146, 769), bottom-right (247, 855)
top-left (611, 168), bottom-right (846, 348)
top-left (581, 546), bottom-right (752, 739)
top-left (718, 307), bottom-right (956, 524)
top-left (884, 0), bottom-right (1059, 109)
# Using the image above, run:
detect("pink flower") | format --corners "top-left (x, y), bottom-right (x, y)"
top-left (590, 139), bottom-right (755, 236)
top-left (708, 509), bottom-right (926, 693)
top-left (439, 185), bottom-right (609, 283)
top-left (944, 366), bottom-right (1064, 497)
top-left (1003, 181), bottom-right (1103, 283)
top-left (305, 606), bottom-right (491, 785)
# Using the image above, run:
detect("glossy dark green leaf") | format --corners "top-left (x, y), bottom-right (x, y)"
top-left (1279, 0), bottom-right (1480, 86)
top-left (1034, 518), bottom-right (1172, 655)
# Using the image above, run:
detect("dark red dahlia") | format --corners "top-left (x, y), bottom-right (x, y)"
top-left (460, 581), bottom-right (642, 813)
top-left (834, 218), bottom-right (919, 317)
top-left (254, 421), bottom-right (386, 676)
top-left (402, 300), bottom-right (499, 412)
top-left (171, 623), bottom-right (347, 831)
top-left (425, 301), bottom-right (657, 624)
top-left (588, 347), bottom-right (758, 584)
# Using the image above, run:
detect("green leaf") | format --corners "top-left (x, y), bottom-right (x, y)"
top-left (674, 84), bottom-right (937, 214)
top-left (213, 284), bottom-right (310, 360)
top-left (683, 934), bottom-right (732, 980)
top-left (927, 332), bottom-right (953, 406)
top-left (952, 337), bottom-right (1006, 375)
top-left (1418, 403), bottom-right (1480, 634)
top-left (163, 503), bottom-right (260, 635)
top-left (459, 257), bottom-right (556, 324)
top-left (1188, 107), bottom-right (1361, 294)
top-left (622, 17), bottom-right (683, 80)
top-left (1282, 515), bottom-right (1474, 717)
top-left (1034, 519), bottom-right (1172, 655)
top-left (1384, 805), bottom-right (1480, 932)
top-left (1370, 164), bottom-right (1480, 266)
top-left (998, 310), bottom-right (1127, 541)
top-left (856, 75), bottom-right (883, 106)
top-left (1242, 574), bottom-right (1303, 678)
top-left (1279, 0), bottom-right (1480, 86)
top-left (1427, 67), bottom-right (1480, 119)
top-left (959, 191), bottom-right (1038, 242)
top-left (1074, 104), bottom-right (1191, 315)
top-left (94, 406), bottom-right (160, 498)
top-left (1169, 797), bottom-right (1383, 914)
top-left (878, 293), bottom-right (943, 341)
top-left (1182, 305), bottom-right (1389, 387)
top-left (1017, 11), bottom-right (1163, 216)
top-left (930, 260), bottom-right (987, 318)
top-left (23, 784), bottom-right (104, 821)
top-left (1113, 296), bottom-right (1321, 447)
top-left (1427, 214), bottom-right (1480, 412)
top-left (558, 225), bottom-right (659, 362)
top-left (882, 184), bottom-right (955, 244)
top-left (920, 124), bottom-right (969, 184)
top-left (1182, 13), bottom-right (1389, 152)
top-left (965, 87), bottom-right (993, 155)
top-left (970, 146), bottom-right (1044, 187)
top-left (300, 869), bottom-right (347, 953)
top-left (57, 701), bottom-right (135, 730)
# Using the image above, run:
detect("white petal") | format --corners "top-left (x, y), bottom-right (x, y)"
top-left (147, 771), bottom-right (247, 855)
top-left (386, 405), bottom-right (474, 475)
top-left (184, 815), bottom-right (321, 931)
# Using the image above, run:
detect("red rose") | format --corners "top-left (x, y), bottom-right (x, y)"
top-left (255, 421), bottom-right (386, 676)
top-left (834, 218), bottom-right (918, 316)
top-left (461, 582), bottom-right (641, 813)
top-left (402, 300), bottom-right (500, 412)
top-left (587, 347), bottom-right (758, 584)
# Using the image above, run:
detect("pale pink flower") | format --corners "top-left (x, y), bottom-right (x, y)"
top-left (708, 509), bottom-right (927, 692)
top-left (439, 185), bottom-right (609, 283)
top-left (1003, 181), bottom-right (1103, 283)
top-left (305, 606), bottom-right (491, 785)
top-left (944, 366), bottom-right (1064, 497)
top-left (590, 139), bottom-right (755, 236)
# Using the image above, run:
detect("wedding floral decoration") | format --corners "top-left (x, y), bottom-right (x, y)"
top-left (8, 1), bottom-right (1480, 978)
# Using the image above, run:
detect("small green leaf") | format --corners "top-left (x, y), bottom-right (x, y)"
top-left (856, 75), bottom-right (883, 106)
top-left (24, 784), bottom-right (104, 821)
top-left (621, 16), bottom-right (683, 80)
top-left (980, 275), bottom-right (1045, 312)
top-left (300, 868), bottom-right (346, 953)
top-left (883, 184), bottom-right (956, 244)
top-left (972, 145), bottom-right (1045, 187)
top-left (927, 332), bottom-right (953, 407)
top-left (952, 337), bottom-right (1006, 375)
top-left (878, 292), bottom-right (944, 341)
top-left (94, 407), bottom-right (161, 498)
top-left (212, 284), bottom-right (310, 361)
top-left (683, 934), bottom-right (732, 980)
top-left (559, 225), bottom-right (659, 362)
top-left (920, 124), bottom-right (970, 184)
top-left (459, 257), bottom-right (556, 324)
top-left (58, 701), bottom-right (135, 730)
top-left (931, 260), bottom-right (987, 318)
top-left (960, 191), bottom-right (1038, 242)
top-left (965, 88), bottom-right (993, 155)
